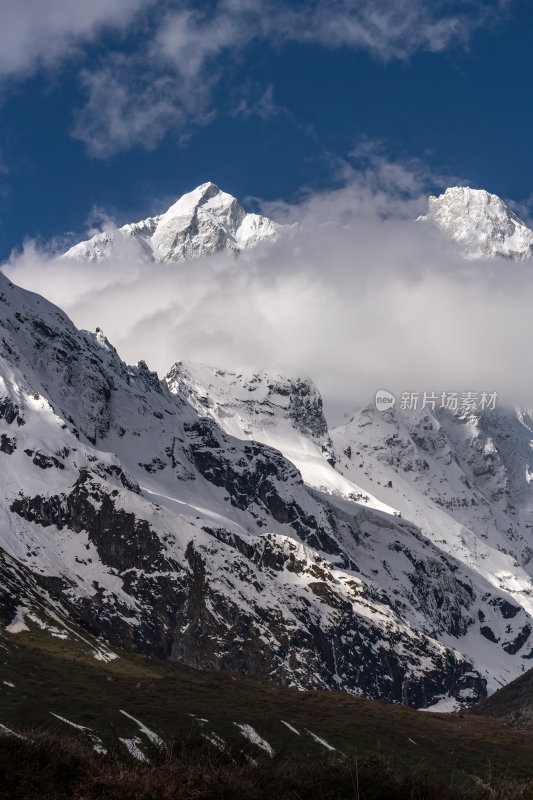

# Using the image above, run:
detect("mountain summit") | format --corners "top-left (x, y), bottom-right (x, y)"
top-left (63, 182), bottom-right (282, 263)
top-left (64, 182), bottom-right (533, 265)
top-left (420, 186), bottom-right (533, 260)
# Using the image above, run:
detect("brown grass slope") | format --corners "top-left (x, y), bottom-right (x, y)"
top-left (471, 668), bottom-right (533, 727)
top-left (3, 617), bottom-right (533, 794)
top-left (3, 728), bottom-right (533, 800)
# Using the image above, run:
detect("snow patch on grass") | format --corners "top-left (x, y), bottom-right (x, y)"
top-left (119, 737), bottom-right (148, 762)
top-left (202, 732), bottom-right (225, 751)
top-left (281, 720), bottom-right (300, 735)
top-left (306, 729), bottom-right (336, 751)
top-left (5, 606), bottom-right (29, 634)
top-left (120, 709), bottom-right (164, 748)
top-left (419, 696), bottom-right (461, 713)
top-left (50, 712), bottom-right (107, 753)
top-left (50, 712), bottom-right (88, 731)
top-left (234, 723), bottom-right (274, 757)
top-left (0, 723), bottom-right (25, 739)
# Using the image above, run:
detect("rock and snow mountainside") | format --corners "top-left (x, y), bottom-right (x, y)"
top-left (63, 182), bottom-right (282, 263)
top-left (167, 362), bottom-right (397, 516)
top-left (165, 362), bottom-right (533, 698)
top-left (0, 270), bottom-right (510, 709)
top-left (330, 404), bottom-right (533, 693)
top-left (3, 182), bottom-right (533, 710)
top-left (419, 186), bottom-right (533, 259)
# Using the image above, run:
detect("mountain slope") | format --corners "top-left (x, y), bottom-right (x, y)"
top-left (166, 361), bottom-right (397, 516)
top-left (165, 362), bottom-right (533, 698)
top-left (4, 175), bottom-right (533, 709)
top-left (0, 271), bottom-right (497, 707)
top-left (419, 186), bottom-right (533, 259)
top-left (63, 182), bottom-right (282, 263)
top-left (470, 662), bottom-right (533, 726)
top-left (3, 616), bottom-right (533, 789)
top-left (330, 402), bottom-right (533, 694)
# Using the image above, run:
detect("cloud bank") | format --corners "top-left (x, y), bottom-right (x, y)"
top-left (3, 161), bottom-right (532, 423)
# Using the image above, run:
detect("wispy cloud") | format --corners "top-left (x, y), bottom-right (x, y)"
top-left (71, 55), bottom-right (210, 158)
top-left (0, 0), bottom-right (151, 79)
top-left (68, 0), bottom-right (513, 157)
top-left (258, 142), bottom-right (464, 225)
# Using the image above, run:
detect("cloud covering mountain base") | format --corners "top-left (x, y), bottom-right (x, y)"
top-left (3, 172), bottom-right (533, 421)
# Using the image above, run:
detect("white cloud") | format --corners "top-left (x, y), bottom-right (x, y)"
top-left (153, 8), bottom-right (251, 78)
top-left (71, 56), bottom-right (204, 158)
top-left (264, 0), bottom-right (467, 58)
top-left (0, 0), bottom-right (151, 79)
top-left (3, 160), bottom-right (531, 423)
top-left (69, 0), bottom-right (513, 156)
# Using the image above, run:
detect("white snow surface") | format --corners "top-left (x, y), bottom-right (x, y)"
top-left (419, 186), bottom-right (533, 260)
top-left (234, 723), bottom-right (275, 757)
top-left (305, 730), bottom-right (336, 751)
top-left (50, 713), bottom-right (88, 731)
top-left (0, 723), bottom-right (24, 739)
top-left (281, 720), bottom-right (300, 735)
top-left (120, 710), bottom-right (164, 748)
top-left (63, 182), bottom-right (283, 264)
top-left (5, 606), bottom-right (29, 634)
top-left (420, 697), bottom-right (462, 713)
top-left (168, 361), bottom-right (397, 516)
top-left (119, 737), bottom-right (148, 762)
top-left (50, 712), bottom-right (108, 753)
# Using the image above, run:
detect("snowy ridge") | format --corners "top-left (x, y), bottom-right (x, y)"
top-left (419, 186), bottom-right (533, 260)
top-left (167, 361), bottom-right (397, 516)
top-left (63, 182), bottom-right (283, 264)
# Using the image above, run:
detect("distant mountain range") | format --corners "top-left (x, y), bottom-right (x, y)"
top-left (64, 182), bottom-right (533, 263)
top-left (1, 182), bottom-right (533, 713)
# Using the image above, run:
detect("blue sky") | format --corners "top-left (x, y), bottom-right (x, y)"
top-left (0, 0), bottom-right (532, 262)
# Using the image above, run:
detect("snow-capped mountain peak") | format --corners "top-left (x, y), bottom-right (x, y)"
top-left (419, 186), bottom-right (533, 260)
top-left (160, 182), bottom-right (245, 229)
top-left (63, 182), bottom-right (283, 264)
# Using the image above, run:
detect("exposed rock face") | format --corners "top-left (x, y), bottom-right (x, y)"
top-left (166, 362), bottom-right (369, 510)
top-left (63, 183), bottom-right (283, 264)
top-left (419, 186), bottom-right (533, 259)
top-left (330, 401), bottom-right (533, 695)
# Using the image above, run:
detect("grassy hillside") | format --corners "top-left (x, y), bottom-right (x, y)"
top-left (470, 667), bottom-right (533, 727)
top-left (5, 728), bottom-right (533, 800)
top-left (3, 612), bottom-right (533, 798)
